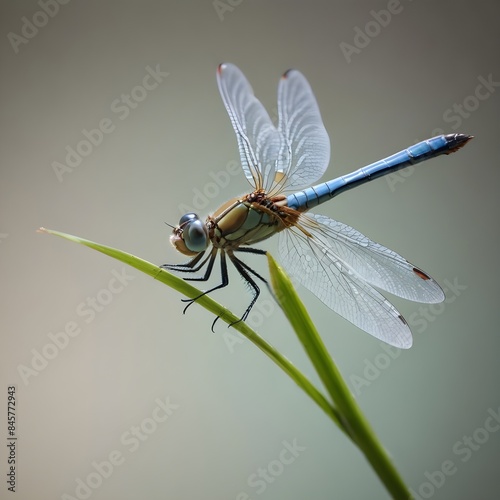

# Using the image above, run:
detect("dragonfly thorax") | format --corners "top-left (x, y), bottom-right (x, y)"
top-left (170, 213), bottom-right (209, 256)
top-left (209, 194), bottom-right (289, 250)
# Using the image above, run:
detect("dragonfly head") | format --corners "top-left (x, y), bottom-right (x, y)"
top-left (170, 213), bottom-right (209, 256)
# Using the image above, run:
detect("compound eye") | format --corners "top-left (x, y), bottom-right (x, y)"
top-left (179, 213), bottom-right (199, 226)
top-left (183, 219), bottom-right (208, 252)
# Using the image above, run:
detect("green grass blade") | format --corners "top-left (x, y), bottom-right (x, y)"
top-left (267, 253), bottom-right (411, 499)
top-left (38, 227), bottom-right (345, 433)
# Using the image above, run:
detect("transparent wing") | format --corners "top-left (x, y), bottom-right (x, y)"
top-left (298, 213), bottom-right (445, 303)
top-left (278, 212), bottom-right (446, 346)
top-left (217, 63), bottom-right (284, 191)
top-left (278, 222), bottom-right (413, 348)
top-left (216, 64), bottom-right (330, 195)
top-left (275, 69), bottom-right (330, 194)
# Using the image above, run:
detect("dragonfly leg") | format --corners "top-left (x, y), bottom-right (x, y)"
top-left (234, 247), bottom-right (267, 256)
top-left (181, 250), bottom-right (230, 325)
top-left (160, 249), bottom-right (209, 273)
top-left (225, 251), bottom-right (265, 328)
top-left (232, 252), bottom-right (268, 286)
top-left (181, 248), bottom-right (219, 283)
top-left (235, 246), bottom-right (277, 298)
top-left (166, 246), bottom-right (271, 330)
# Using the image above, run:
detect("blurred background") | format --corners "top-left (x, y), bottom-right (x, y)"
top-left (1, 1), bottom-right (499, 499)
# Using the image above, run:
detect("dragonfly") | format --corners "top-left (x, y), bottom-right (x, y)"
top-left (161, 63), bottom-right (472, 348)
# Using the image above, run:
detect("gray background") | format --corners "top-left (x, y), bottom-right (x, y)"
top-left (1, 1), bottom-right (499, 499)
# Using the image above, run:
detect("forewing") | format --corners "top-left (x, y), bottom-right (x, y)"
top-left (278, 226), bottom-right (413, 348)
top-left (275, 69), bottom-right (331, 193)
top-left (300, 213), bottom-right (445, 303)
top-left (217, 63), bottom-right (284, 191)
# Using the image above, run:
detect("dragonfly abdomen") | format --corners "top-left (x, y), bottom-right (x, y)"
top-left (286, 134), bottom-right (472, 211)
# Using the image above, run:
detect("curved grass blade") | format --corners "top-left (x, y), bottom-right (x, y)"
top-left (38, 227), bottom-right (346, 434)
top-left (267, 253), bottom-right (411, 499)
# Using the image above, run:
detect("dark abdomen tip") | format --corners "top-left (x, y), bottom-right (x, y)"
top-left (444, 133), bottom-right (474, 154)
